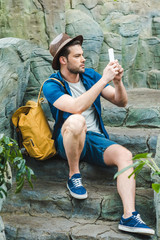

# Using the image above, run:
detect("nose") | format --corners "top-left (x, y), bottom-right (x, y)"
top-left (81, 55), bottom-right (86, 62)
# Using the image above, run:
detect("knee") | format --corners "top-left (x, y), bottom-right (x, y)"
top-left (62, 114), bottom-right (87, 136)
top-left (124, 148), bottom-right (132, 161)
top-left (110, 145), bottom-right (133, 168)
top-left (119, 148), bottom-right (133, 166)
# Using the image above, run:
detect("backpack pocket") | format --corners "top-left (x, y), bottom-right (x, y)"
top-left (23, 139), bottom-right (43, 159)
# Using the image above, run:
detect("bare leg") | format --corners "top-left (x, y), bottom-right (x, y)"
top-left (61, 114), bottom-right (87, 178)
top-left (104, 144), bottom-right (136, 218)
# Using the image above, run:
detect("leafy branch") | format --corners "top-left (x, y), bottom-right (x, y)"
top-left (0, 133), bottom-right (35, 198)
top-left (114, 153), bottom-right (160, 193)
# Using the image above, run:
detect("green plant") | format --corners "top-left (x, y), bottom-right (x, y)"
top-left (114, 153), bottom-right (160, 193)
top-left (0, 133), bottom-right (35, 198)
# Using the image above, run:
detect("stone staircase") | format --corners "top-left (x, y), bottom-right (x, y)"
top-left (1, 158), bottom-right (156, 240)
top-left (1, 88), bottom-right (160, 240)
top-left (102, 88), bottom-right (160, 156)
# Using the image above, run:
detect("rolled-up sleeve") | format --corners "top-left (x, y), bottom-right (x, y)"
top-left (43, 80), bottom-right (65, 105)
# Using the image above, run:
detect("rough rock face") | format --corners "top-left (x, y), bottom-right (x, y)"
top-left (0, 217), bottom-right (6, 240)
top-left (0, 1), bottom-right (159, 236)
top-left (66, 9), bottom-right (104, 70)
top-left (65, 0), bottom-right (160, 88)
top-left (0, 37), bottom-right (159, 151)
top-left (0, 37), bottom-right (53, 136)
top-left (0, 0), bottom-right (160, 88)
top-left (0, 0), bottom-right (65, 48)
top-left (153, 135), bottom-right (160, 238)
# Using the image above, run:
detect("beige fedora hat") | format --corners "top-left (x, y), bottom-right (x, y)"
top-left (49, 33), bottom-right (83, 70)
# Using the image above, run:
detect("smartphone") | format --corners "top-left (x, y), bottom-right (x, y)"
top-left (108, 48), bottom-right (115, 62)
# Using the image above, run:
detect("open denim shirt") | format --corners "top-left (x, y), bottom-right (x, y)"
top-left (43, 68), bottom-right (109, 139)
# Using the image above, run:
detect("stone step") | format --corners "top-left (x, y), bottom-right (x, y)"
top-left (45, 89), bottom-right (160, 129)
top-left (101, 88), bottom-right (160, 128)
top-left (2, 213), bottom-right (157, 240)
top-left (48, 124), bottom-right (159, 156)
top-left (107, 126), bottom-right (159, 155)
top-left (46, 89), bottom-right (159, 156)
top-left (2, 180), bottom-right (155, 227)
top-left (23, 156), bottom-right (152, 188)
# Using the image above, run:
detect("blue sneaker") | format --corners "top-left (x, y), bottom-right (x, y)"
top-left (67, 173), bottom-right (88, 199)
top-left (118, 211), bottom-right (155, 235)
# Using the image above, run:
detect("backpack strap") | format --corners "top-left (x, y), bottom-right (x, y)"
top-left (38, 78), bottom-right (65, 105)
top-left (39, 77), bottom-right (67, 140)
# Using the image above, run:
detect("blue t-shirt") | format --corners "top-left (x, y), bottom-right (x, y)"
top-left (43, 68), bottom-right (109, 139)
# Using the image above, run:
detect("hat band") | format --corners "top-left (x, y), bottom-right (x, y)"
top-left (54, 38), bottom-right (72, 57)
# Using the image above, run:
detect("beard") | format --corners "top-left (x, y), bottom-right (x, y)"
top-left (67, 63), bottom-right (85, 74)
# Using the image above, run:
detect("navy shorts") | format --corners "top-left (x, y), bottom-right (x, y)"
top-left (55, 131), bottom-right (117, 167)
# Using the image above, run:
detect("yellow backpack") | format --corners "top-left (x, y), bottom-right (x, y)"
top-left (12, 78), bottom-right (64, 161)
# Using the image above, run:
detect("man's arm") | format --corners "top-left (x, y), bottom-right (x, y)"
top-left (53, 61), bottom-right (120, 113)
top-left (101, 63), bottom-right (128, 107)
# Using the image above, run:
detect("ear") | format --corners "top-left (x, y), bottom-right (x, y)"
top-left (59, 56), bottom-right (67, 66)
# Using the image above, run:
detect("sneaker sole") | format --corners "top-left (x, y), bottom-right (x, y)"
top-left (118, 224), bottom-right (155, 235)
top-left (67, 184), bottom-right (88, 200)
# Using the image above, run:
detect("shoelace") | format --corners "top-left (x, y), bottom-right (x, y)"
top-left (72, 178), bottom-right (82, 188)
top-left (133, 214), bottom-right (145, 224)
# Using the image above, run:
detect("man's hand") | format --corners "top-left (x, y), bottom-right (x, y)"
top-left (102, 60), bottom-right (120, 84)
top-left (101, 60), bottom-right (127, 107)
top-left (113, 60), bottom-right (124, 85)
top-left (102, 60), bottom-right (123, 84)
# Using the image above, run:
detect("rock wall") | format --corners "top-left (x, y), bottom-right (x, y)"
top-left (65, 0), bottom-right (160, 89)
top-left (0, 0), bottom-right (160, 136)
top-left (154, 135), bottom-right (160, 237)
top-left (0, 0), bottom-right (65, 49)
top-left (0, 38), bottom-right (53, 136)
top-left (0, 0), bottom-right (160, 88)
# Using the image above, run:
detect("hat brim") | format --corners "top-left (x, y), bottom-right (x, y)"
top-left (52, 35), bottom-right (83, 70)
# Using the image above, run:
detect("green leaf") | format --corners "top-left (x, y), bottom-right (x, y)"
top-left (16, 170), bottom-right (23, 181)
top-left (0, 187), bottom-right (7, 198)
top-left (0, 133), bottom-right (35, 194)
top-left (16, 175), bottom-right (24, 185)
top-left (26, 167), bottom-right (34, 176)
top-left (0, 134), bottom-right (4, 139)
top-left (26, 167), bottom-right (35, 188)
top-left (3, 136), bottom-right (10, 145)
top-left (0, 146), bottom-right (3, 154)
top-left (152, 183), bottom-right (160, 193)
top-left (0, 163), bottom-right (5, 169)
top-left (0, 177), bottom-right (5, 186)
top-left (0, 192), bottom-right (3, 199)
top-left (132, 153), bottom-right (152, 160)
top-left (26, 168), bottom-right (31, 181)
top-left (15, 177), bottom-right (24, 194)
top-left (14, 157), bottom-right (23, 163)
top-left (20, 164), bottom-right (26, 175)
top-left (17, 159), bottom-right (25, 168)
top-left (128, 162), bottom-right (146, 179)
top-left (114, 161), bottom-right (139, 179)
top-left (154, 172), bottom-right (160, 176)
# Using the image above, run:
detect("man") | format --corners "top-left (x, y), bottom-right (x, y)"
top-left (43, 33), bottom-right (155, 235)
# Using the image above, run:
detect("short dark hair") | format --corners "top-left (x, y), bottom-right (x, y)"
top-left (57, 40), bottom-right (82, 68)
